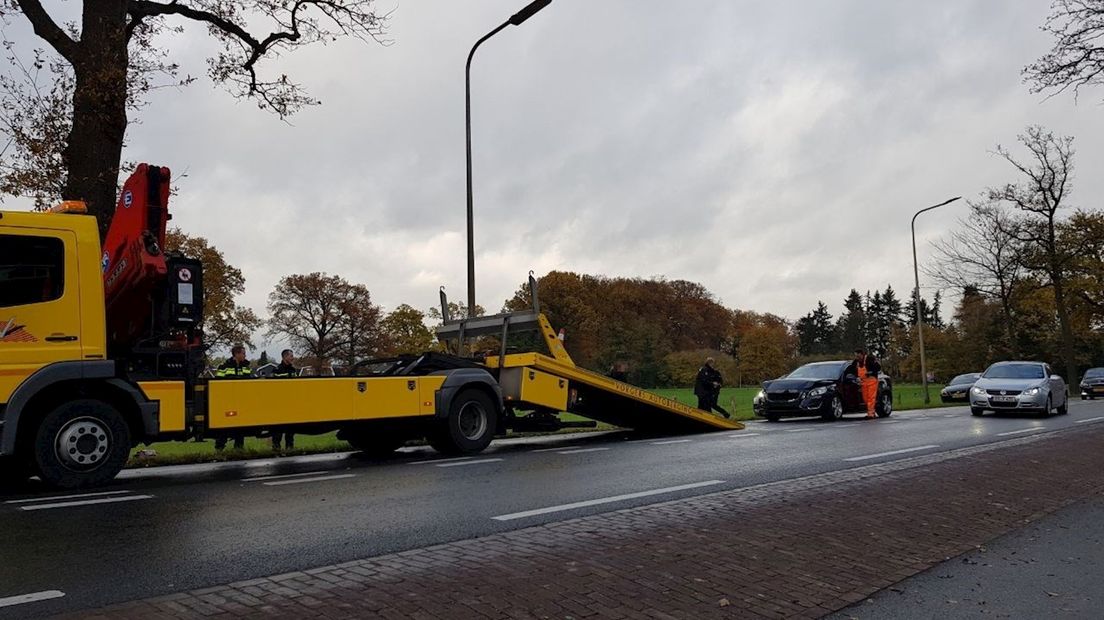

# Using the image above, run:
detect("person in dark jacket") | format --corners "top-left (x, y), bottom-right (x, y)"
top-left (608, 361), bottom-right (628, 383)
top-left (694, 357), bottom-right (730, 418)
top-left (845, 348), bottom-right (881, 419)
top-left (214, 345), bottom-right (250, 450)
top-left (271, 349), bottom-right (297, 451)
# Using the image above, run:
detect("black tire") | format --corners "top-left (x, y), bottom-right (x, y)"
top-left (821, 396), bottom-right (844, 421)
top-left (428, 388), bottom-right (498, 455)
top-left (341, 428), bottom-right (406, 458)
top-left (971, 407), bottom-right (985, 417)
top-left (1057, 397), bottom-right (1069, 415)
top-left (1035, 397), bottom-right (1052, 418)
top-left (876, 392), bottom-right (893, 418)
top-left (32, 399), bottom-right (131, 489)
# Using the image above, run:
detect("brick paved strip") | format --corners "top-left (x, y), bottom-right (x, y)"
top-left (61, 427), bottom-right (1104, 619)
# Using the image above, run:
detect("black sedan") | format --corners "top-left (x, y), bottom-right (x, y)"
top-left (1080, 367), bottom-right (1104, 400)
top-left (753, 360), bottom-right (893, 422)
top-left (940, 373), bottom-right (981, 403)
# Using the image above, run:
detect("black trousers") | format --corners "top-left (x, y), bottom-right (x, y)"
top-left (697, 393), bottom-right (730, 417)
top-left (272, 430), bottom-right (295, 449)
top-left (214, 434), bottom-right (244, 450)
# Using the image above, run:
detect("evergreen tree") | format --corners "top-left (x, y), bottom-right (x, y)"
top-left (837, 290), bottom-right (867, 351)
top-left (882, 285), bottom-right (903, 325)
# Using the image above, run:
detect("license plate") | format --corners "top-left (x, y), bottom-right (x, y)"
top-left (1094, 387), bottom-right (1104, 393)
top-left (992, 395), bottom-right (1017, 403)
top-left (953, 392), bottom-right (965, 398)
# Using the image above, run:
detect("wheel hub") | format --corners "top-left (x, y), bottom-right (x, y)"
top-left (457, 402), bottom-right (488, 441)
top-left (55, 417), bottom-right (111, 470)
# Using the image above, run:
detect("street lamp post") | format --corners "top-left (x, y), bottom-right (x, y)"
top-left (465, 0), bottom-right (553, 316)
top-left (911, 196), bottom-right (962, 404)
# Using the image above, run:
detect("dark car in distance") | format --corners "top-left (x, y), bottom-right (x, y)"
top-left (1080, 367), bottom-right (1104, 400)
top-left (940, 373), bottom-right (981, 403)
top-left (753, 360), bottom-right (893, 422)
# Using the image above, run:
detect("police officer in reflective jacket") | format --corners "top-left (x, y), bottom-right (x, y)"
top-left (271, 349), bottom-right (297, 451)
top-left (214, 344), bottom-right (250, 450)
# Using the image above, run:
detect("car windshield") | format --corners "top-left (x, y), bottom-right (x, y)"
top-left (949, 374), bottom-right (978, 385)
top-left (786, 362), bottom-right (845, 380)
top-left (984, 364), bottom-right (1044, 380)
top-left (1084, 368), bottom-right (1104, 378)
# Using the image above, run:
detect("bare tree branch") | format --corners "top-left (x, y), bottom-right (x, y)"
top-left (12, 0), bottom-right (79, 61)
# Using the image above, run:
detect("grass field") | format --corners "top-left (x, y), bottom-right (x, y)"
top-left (126, 383), bottom-right (949, 468)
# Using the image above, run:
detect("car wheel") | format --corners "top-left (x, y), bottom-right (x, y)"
top-left (876, 393), bottom-right (893, 418)
top-left (1057, 396), bottom-right (1069, 415)
top-left (971, 407), bottom-right (985, 417)
top-left (822, 396), bottom-right (844, 421)
top-left (1036, 397), bottom-right (1052, 418)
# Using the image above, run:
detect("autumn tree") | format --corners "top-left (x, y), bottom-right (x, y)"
top-left (0, 1), bottom-right (388, 236)
top-left (1025, 0), bottom-right (1104, 103)
top-left (736, 323), bottom-right (797, 384)
top-left (266, 272), bottom-right (384, 373)
top-left (928, 202), bottom-right (1026, 355)
top-left (164, 228), bottom-right (259, 351)
top-left (989, 126), bottom-right (1079, 385)
top-left (381, 304), bottom-right (436, 355)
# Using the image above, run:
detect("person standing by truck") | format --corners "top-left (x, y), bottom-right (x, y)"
top-left (270, 349), bottom-right (298, 451)
top-left (694, 357), bottom-right (730, 419)
top-left (847, 348), bottom-right (881, 419)
top-left (214, 345), bottom-right (251, 450)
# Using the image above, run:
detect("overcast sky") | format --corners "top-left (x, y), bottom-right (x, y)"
top-left (10, 1), bottom-right (1104, 347)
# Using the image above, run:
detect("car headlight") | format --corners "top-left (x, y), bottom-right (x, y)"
top-left (807, 386), bottom-right (828, 397)
top-left (754, 390), bottom-right (765, 402)
top-left (1024, 387), bottom-right (1040, 396)
top-left (971, 386), bottom-right (986, 396)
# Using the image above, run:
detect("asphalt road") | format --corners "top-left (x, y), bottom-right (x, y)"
top-left (3, 400), bottom-right (1104, 618)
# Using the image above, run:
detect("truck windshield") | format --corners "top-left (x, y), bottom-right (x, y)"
top-left (984, 364), bottom-right (1044, 380)
top-left (787, 363), bottom-right (845, 380)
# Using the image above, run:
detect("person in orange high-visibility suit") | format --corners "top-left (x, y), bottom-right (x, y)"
top-left (849, 348), bottom-right (882, 419)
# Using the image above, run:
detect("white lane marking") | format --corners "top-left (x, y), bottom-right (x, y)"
top-left (557, 447), bottom-right (610, 455)
top-left (242, 471), bottom-right (332, 482)
top-left (727, 433), bottom-right (761, 438)
top-left (0, 590), bottom-right (65, 608)
top-left (837, 423), bottom-right (861, 428)
top-left (5, 490), bottom-right (131, 505)
top-left (880, 420), bottom-right (900, 424)
top-left (20, 495), bottom-right (154, 511)
top-left (262, 474), bottom-right (356, 486)
top-left (533, 446), bottom-right (579, 453)
top-left (1076, 416), bottom-right (1104, 424)
top-left (784, 428), bottom-right (815, 433)
top-left (997, 427), bottom-right (1046, 437)
top-left (492, 480), bottom-right (727, 521)
top-left (944, 414), bottom-right (957, 418)
top-left (652, 439), bottom-right (692, 445)
top-left (436, 458), bottom-right (503, 468)
top-left (844, 445), bottom-right (940, 462)
top-left (410, 456), bottom-right (473, 465)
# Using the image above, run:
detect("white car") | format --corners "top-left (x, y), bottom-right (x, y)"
top-left (970, 361), bottom-right (1068, 417)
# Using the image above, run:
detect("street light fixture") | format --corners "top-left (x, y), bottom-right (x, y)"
top-left (465, 0), bottom-right (553, 316)
top-left (911, 196), bottom-right (962, 404)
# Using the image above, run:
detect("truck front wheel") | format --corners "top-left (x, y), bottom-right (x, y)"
top-left (32, 399), bottom-right (131, 489)
top-left (429, 389), bottom-right (497, 455)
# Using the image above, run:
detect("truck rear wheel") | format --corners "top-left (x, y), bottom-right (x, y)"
top-left (32, 399), bottom-right (131, 489)
top-left (429, 389), bottom-right (497, 455)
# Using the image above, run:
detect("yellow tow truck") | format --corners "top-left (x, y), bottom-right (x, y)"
top-left (0, 165), bottom-right (739, 489)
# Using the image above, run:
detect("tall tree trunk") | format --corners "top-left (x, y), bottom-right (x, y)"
top-left (61, 1), bottom-right (129, 240)
top-left (1053, 273), bottom-right (1078, 388)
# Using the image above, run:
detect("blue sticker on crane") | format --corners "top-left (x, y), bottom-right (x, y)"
top-left (101, 251), bottom-right (110, 273)
top-left (123, 190), bottom-right (133, 208)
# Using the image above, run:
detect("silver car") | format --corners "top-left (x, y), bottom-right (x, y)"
top-left (970, 361), bottom-right (1068, 417)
